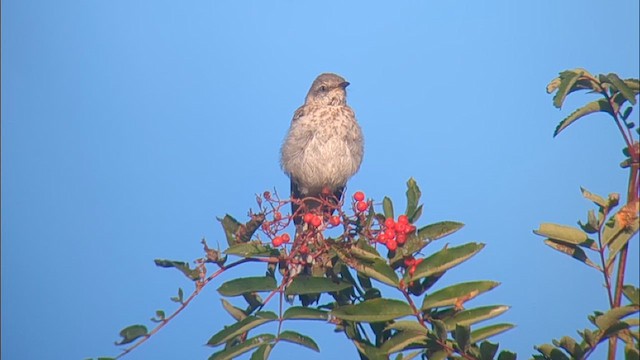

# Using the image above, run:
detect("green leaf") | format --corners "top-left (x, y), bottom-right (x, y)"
top-left (623, 285), bottom-right (640, 305)
top-left (552, 70), bottom-right (583, 109)
top-left (218, 277), bottom-right (278, 297)
top-left (284, 276), bottom-right (352, 296)
top-left (607, 73), bottom-right (637, 105)
top-left (553, 336), bottom-right (583, 359)
top-left (380, 330), bottom-right (428, 354)
top-left (594, 305), bottom-right (639, 332)
top-left (207, 312), bottom-right (277, 346)
top-left (221, 299), bottom-right (247, 321)
top-left (497, 351), bottom-right (517, 360)
top-left (455, 324), bottom-right (470, 352)
top-left (534, 223), bottom-right (595, 250)
top-left (432, 319), bottom-right (448, 340)
top-left (389, 221), bottom-right (464, 266)
top-left (115, 325), bottom-right (147, 345)
top-left (470, 323), bottom-right (515, 343)
top-left (535, 344), bottom-right (570, 360)
top-left (331, 298), bottom-right (413, 322)
top-left (479, 341), bottom-right (498, 360)
top-left (335, 247), bottom-right (399, 287)
top-left (353, 340), bottom-right (389, 360)
top-left (625, 345), bottom-right (640, 360)
top-left (422, 281), bottom-right (500, 310)
top-left (250, 344), bottom-right (272, 360)
top-left (580, 187), bottom-right (607, 208)
top-left (553, 98), bottom-right (611, 137)
top-left (209, 334), bottom-right (275, 360)
top-left (282, 306), bottom-right (329, 320)
top-left (154, 259), bottom-right (201, 280)
top-left (218, 214), bottom-right (242, 246)
top-left (405, 178), bottom-right (422, 222)
top-left (225, 242), bottom-right (276, 257)
top-left (170, 287), bottom-right (184, 303)
top-left (277, 331), bottom-right (319, 352)
top-left (443, 305), bottom-right (510, 330)
top-left (383, 196), bottom-right (395, 219)
top-left (543, 239), bottom-right (600, 270)
top-left (384, 320), bottom-right (428, 335)
top-left (151, 310), bottom-right (165, 322)
top-left (408, 242), bottom-right (485, 282)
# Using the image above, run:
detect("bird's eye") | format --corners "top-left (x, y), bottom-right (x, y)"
top-left (318, 85), bottom-right (327, 92)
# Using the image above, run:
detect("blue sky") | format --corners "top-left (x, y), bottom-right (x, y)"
top-left (2, 1), bottom-right (639, 359)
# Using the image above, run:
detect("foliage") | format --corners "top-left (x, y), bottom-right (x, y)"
top-left (93, 68), bottom-right (639, 360)
top-left (533, 69), bottom-right (639, 360)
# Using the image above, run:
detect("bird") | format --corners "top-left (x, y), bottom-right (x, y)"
top-left (280, 73), bottom-right (364, 224)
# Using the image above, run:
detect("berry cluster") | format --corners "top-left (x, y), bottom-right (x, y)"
top-left (376, 214), bottom-right (417, 251)
top-left (403, 256), bottom-right (424, 276)
top-left (353, 191), bottom-right (368, 212)
top-left (271, 233), bottom-right (290, 247)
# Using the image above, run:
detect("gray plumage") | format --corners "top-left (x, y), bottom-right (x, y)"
top-left (280, 73), bottom-right (364, 222)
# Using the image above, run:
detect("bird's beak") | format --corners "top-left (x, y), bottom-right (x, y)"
top-left (339, 81), bottom-right (350, 89)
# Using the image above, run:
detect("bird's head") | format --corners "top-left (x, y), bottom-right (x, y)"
top-left (305, 73), bottom-right (350, 106)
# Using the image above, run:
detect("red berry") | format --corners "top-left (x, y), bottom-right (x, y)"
top-left (385, 229), bottom-right (396, 240)
top-left (273, 211), bottom-right (282, 221)
top-left (377, 232), bottom-right (388, 244)
top-left (407, 224), bottom-right (416, 233)
top-left (329, 216), bottom-right (341, 226)
top-left (353, 191), bottom-right (365, 201)
top-left (311, 215), bottom-right (322, 227)
top-left (396, 222), bottom-right (407, 233)
top-left (396, 233), bottom-right (407, 245)
top-left (299, 244), bottom-right (309, 253)
top-left (409, 264), bottom-right (417, 276)
top-left (303, 213), bottom-right (314, 224)
top-left (398, 215), bottom-right (409, 224)
top-left (386, 238), bottom-right (398, 251)
top-left (415, 258), bottom-right (424, 266)
top-left (281, 233), bottom-right (291, 243)
top-left (356, 201), bottom-right (368, 212)
top-left (404, 257), bottom-right (416, 267)
top-left (384, 218), bottom-right (396, 229)
top-left (272, 236), bottom-right (283, 247)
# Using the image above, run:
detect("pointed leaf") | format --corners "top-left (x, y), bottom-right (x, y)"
top-left (497, 351), bottom-right (517, 360)
top-left (285, 276), bottom-right (352, 295)
top-left (335, 247), bottom-right (399, 287)
top-left (115, 325), bottom-right (148, 345)
top-left (622, 285), bottom-right (639, 305)
top-left (277, 331), bottom-right (319, 352)
top-left (384, 321), bottom-right (428, 335)
top-left (218, 277), bottom-right (277, 297)
top-left (552, 70), bottom-right (583, 109)
top-left (282, 306), bottom-right (329, 320)
top-left (331, 298), bottom-right (413, 322)
top-left (221, 299), bottom-right (247, 321)
top-left (607, 73), bottom-right (637, 105)
top-left (383, 196), bottom-right (395, 220)
top-left (455, 324), bottom-right (471, 351)
top-left (553, 99), bottom-right (611, 137)
top-left (225, 242), bottom-right (276, 257)
top-left (479, 341), bottom-right (499, 360)
top-left (408, 243), bottom-right (485, 282)
top-left (209, 334), bottom-right (275, 360)
top-left (154, 259), bottom-right (201, 280)
top-left (218, 215), bottom-right (242, 246)
top-left (353, 340), bottom-right (388, 360)
top-left (443, 305), bottom-right (510, 330)
top-left (207, 312), bottom-right (277, 346)
top-left (470, 323), bottom-right (516, 343)
top-left (594, 305), bottom-right (639, 332)
top-left (380, 331), bottom-right (427, 354)
top-left (543, 239), bottom-right (600, 270)
top-left (580, 187), bottom-right (607, 208)
top-left (405, 178), bottom-right (422, 222)
top-left (422, 281), bottom-right (500, 310)
top-left (389, 221), bottom-right (464, 266)
top-left (534, 223), bottom-right (595, 249)
top-left (250, 344), bottom-right (272, 360)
